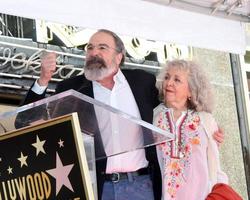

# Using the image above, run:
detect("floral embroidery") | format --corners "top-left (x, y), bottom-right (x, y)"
top-left (156, 108), bottom-right (201, 199)
top-left (186, 115), bottom-right (200, 132)
top-left (191, 136), bottom-right (200, 145)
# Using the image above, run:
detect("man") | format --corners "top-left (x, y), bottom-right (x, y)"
top-left (21, 29), bottom-right (224, 200)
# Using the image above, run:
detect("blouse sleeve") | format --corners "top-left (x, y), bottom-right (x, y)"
top-left (199, 112), bottom-right (228, 190)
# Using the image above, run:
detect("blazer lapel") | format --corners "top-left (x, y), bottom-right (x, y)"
top-left (77, 79), bottom-right (94, 98)
top-left (123, 70), bottom-right (145, 120)
top-left (77, 79), bottom-right (106, 158)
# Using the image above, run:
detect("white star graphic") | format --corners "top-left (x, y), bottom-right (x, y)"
top-left (58, 139), bottom-right (64, 148)
top-left (46, 152), bottom-right (74, 195)
top-left (32, 135), bottom-right (46, 156)
top-left (7, 166), bottom-right (13, 174)
top-left (17, 152), bottom-right (28, 167)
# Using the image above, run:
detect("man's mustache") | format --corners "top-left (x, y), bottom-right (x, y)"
top-left (85, 56), bottom-right (106, 69)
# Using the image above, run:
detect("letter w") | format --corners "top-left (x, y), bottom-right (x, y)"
top-left (14, 177), bottom-right (26, 200)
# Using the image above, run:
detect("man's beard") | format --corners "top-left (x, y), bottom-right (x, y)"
top-left (84, 56), bottom-right (115, 81)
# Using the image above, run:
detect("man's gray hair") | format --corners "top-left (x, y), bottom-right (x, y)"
top-left (98, 29), bottom-right (126, 66)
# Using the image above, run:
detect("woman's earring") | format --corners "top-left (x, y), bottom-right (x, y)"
top-left (188, 97), bottom-right (191, 101)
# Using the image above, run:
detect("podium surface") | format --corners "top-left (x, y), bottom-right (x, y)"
top-left (0, 89), bottom-right (173, 199)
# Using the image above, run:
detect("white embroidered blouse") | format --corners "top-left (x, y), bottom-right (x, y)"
top-left (153, 104), bottom-right (228, 200)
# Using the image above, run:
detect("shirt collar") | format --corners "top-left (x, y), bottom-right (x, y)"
top-left (113, 69), bottom-right (126, 85)
top-left (92, 69), bottom-right (126, 89)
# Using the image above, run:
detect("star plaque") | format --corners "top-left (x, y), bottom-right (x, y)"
top-left (0, 113), bottom-right (94, 200)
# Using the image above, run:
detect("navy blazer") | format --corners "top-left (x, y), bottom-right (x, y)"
top-left (21, 69), bottom-right (162, 200)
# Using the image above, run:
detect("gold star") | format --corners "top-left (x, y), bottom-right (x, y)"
top-left (58, 139), bottom-right (64, 148)
top-left (17, 152), bottom-right (28, 167)
top-left (32, 135), bottom-right (46, 156)
top-left (7, 166), bottom-right (13, 174)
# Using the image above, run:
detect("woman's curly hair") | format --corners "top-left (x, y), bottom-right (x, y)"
top-left (156, 59), bottom-right (214, 113)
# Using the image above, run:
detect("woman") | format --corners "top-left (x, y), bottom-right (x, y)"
top-left (154, 60), bottom-right (228, 200)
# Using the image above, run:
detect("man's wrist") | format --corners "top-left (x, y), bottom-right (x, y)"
top-left (31, 79), bottom-right (47, 94)
top-left (37, 78), bottom-right (48, 87)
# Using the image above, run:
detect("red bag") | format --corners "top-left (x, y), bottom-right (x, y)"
top-left (206, 183), bottom-right (243, 200)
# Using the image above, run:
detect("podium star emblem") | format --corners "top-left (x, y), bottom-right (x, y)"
top-left (46, 152), bottom-right (74, 195)
top-left (32, 135), bottom-right (46, 156)
top-left (17, 152), bottom-right (28, 167)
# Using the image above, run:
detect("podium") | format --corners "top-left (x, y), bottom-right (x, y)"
top-left (0, 90), bottom-right (173, 199)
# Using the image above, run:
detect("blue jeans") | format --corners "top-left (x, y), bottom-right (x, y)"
top-left (101, 174), bottom-right (154, 200)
